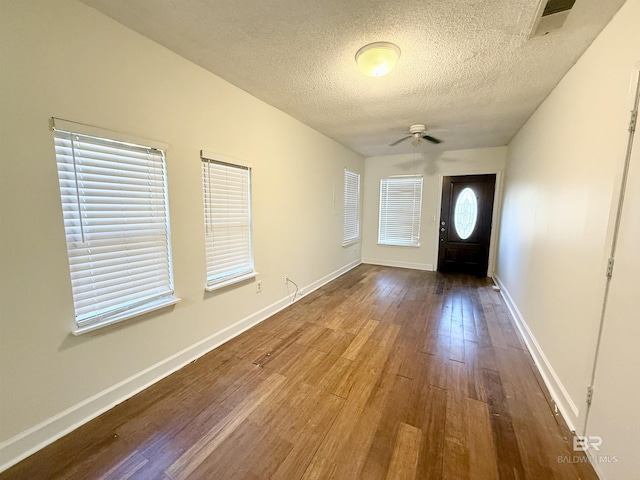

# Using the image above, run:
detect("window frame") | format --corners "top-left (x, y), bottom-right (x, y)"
top-left (52, 118), bottom-right (179, 335)
top-left (378, 175), bottom-right (424, 247)
top-left (200, 150), bottom-right (256, 291)
top-left (342, 169), bottom-right (361, 246)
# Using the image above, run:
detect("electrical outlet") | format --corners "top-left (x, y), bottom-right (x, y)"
top-left (284, 275), bottom-right (289, 284)
top-left (256, 280), bottom-right (262, 293)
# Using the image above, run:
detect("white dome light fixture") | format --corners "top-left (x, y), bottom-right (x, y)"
top-left (355, 42), bottom-right (401, 77)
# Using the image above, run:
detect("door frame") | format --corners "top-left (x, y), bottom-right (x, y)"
top-left (433, 170), bottom-right (504, 277)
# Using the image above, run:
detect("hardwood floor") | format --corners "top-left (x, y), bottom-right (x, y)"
top-left (1, 265), bottom-right (598, 480)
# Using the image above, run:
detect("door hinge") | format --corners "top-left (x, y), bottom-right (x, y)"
top-left (586, 385), bottom-right (594, 406)
top-left (606, 257), bottom-right (614, 278)
top-left (630, 109), bottom-right (638, 133)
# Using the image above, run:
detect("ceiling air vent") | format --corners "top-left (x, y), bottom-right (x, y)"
top-left (530, 0), bottom-right (577, 38)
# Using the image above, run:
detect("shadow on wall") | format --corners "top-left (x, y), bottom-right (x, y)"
top-left (389, 151), bottom-right (462, 176)
top-left (57, 304), bottom-right (178, 353)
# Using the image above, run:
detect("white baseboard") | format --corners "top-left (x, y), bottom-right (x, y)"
top-left (362, 258), bottom-right (434, 271)
top-left (493, 275), bottom-right (580, 432)
top-left (300, 259), bottom-right (361, 299)
top-left (0, 260), bottom-right (361, 473)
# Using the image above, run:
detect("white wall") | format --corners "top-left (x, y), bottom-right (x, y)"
top-left (362, 147), bottom-right (506, 272)
top-left (496, 0), bottom-right (640, 441)
top-left (0, 0), bottom-right (363, 469)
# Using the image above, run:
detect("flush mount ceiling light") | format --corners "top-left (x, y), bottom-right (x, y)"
top-left (355, 42), bottom-right (401, 77)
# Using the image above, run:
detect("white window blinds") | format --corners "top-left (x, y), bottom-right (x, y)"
top-left (201, 154), bottom-right (254, 289)
top-left (378, 176), bottom-right (424, 247)
top-left (343, 169), bottom-right (361, 245)
top-left (54, 127), bottom-right (176, 333)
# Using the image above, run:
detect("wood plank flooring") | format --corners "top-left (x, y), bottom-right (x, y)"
top-left (1, 265), bottom-right (599, 480)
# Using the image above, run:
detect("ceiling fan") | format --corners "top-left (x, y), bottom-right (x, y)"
top-left (389, 124), bottom-right (443, 146)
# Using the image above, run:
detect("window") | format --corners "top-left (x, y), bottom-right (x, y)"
top-left (201, 151), bottom-right (255, 290)
top-left (378, 176), bottom-right (423, 247)
top-left (454, 187), bottom-right (478, 239)
top-left (342, 169), bottom-right (361, 245)
top-left (53, 119), bottom-right (178, 334)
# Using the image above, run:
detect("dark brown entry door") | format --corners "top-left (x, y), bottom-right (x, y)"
top-left (437, 174), bottom-right (496, 276)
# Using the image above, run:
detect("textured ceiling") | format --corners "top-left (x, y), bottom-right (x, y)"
top-left (80, 0), bottom-right (625, 157)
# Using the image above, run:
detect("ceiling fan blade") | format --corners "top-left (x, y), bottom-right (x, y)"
top-left (422, 135), bottom-right (442, 144)
top-left (389, 135), bottom-right (411, 146)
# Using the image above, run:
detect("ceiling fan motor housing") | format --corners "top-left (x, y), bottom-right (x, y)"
top-left (409, 124), bottom-right (426, 134)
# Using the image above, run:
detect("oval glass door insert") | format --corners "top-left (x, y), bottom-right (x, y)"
top-left (454, 187), bottom-right (478, 239)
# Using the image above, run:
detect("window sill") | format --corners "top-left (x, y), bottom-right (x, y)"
top-left (205, 271), bottom-right (258, 292)
top-left (72, 296), bottom-right (181, 335)
top-left (377, 242), bottom-right (421, 248)
top-left (342, 238), bottom-right (360, 247)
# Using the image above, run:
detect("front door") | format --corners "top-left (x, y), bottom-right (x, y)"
top-left (437, 174), bottom-right (496, 276)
